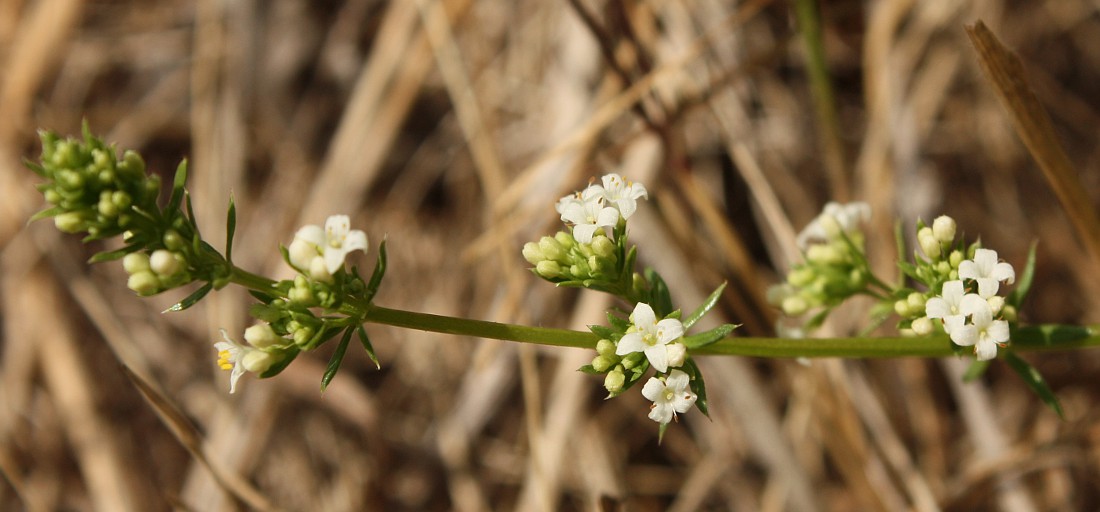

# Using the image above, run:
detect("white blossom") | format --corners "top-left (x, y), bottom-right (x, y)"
top-left (290, 215), bottom-right (369, 276)
top-left (925, 280), bottom-right (968, 334)
top-left (641, 370), bottom-right (697, 425)
top-left (615, 302), bottom-right (684, 373)
top-left (958, 248), bottom-right (1015, 299)
top-left (796, 201), bottom-right (870, 249)
top-left (556, 188), bottom-right (619, 244)
top-left (596, 173), bottom-right (648, 220)
top-left (214, 329), bottom-right (279, 393)
top-left (950, 294), bottom-right (1010, 361)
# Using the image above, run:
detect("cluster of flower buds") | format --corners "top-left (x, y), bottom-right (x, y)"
top-left (29, 127), bottom-right (160, 240)
top-left (123, 246), bottom-right (191, 296)
top-left (768, 202), bottom-right (873, 318)
top-left (522, 231), bottom-right (618, 283)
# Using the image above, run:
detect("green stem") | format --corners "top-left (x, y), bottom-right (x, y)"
top-left (230, 266), bottom-right (281, 293)
top-left (363, 304), bottom-right (600, 349)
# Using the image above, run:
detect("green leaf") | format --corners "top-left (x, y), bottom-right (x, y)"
top-left (259, 347), bottom-right (299, 378)
top-left (1004, 352), bottom-right (1064, 419)
top-left (803, 308), bottom-right (832, 331)
top-left (1006, 241), bottom-right (1037, 310)
top-left (684, 357), bottom-right (709, 417)
top-left (577, 364), bottom-right (603, 375)
top-left (588, 325), bottom-right (618, 340)
top-left (357, 325), bottom-right (380, 369)
top-left (363, 239), bottom-right (388, 303)
top-left (657, 421), bottom-right (670, 445)
top-left (29, 205), bottom-right (64, 222)
top-left (162, 282), bottom-right (213, 313)
top-left (683, 282), bottom-right (726, 330)
top-left (224, 195), bottom-right (237, 265)
top-left (88, 245), bottom-right (142, 264)
top-left (682, 323), bottom-right (738, 349)
top-left (606, 311), bottom-right (631, 332)
top-left (321, 328), bottom-right (355, 392)
top-left (247, 289), bottom-right (279, 304)
top-left (166, 159), bottom-right (188, 215)
top-left (645, 268), bottom-right (673, 318)
top-left (620, 245), bottom-right (638, 284)
top-left (962, 359), bottom-right (990, 382)
top-left (24, 158), bottom-right (47, 177)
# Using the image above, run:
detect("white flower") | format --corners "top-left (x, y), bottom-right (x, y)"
top-left (925, 280), bottom-right (968, 333)
top-left (641, 370), bottom-right (697, 425)
top-left (796, 201), bottom-right (870, 249)
top-left (958, 248), bottom-right (1015, 298)
top-left (290, 215), bottom-right (369, 276)
top-left (596, 173), bottom-right (648, 220)
top-left (214, 329), bottom-right (278, 393)
top-left (615, 302), bottom-right (684, 373)
top-left (556, 188), bottom-right (619, 244)
top-left (950, 294), bottom-right (1010, 361)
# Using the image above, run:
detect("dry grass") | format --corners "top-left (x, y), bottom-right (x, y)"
top-left (3, 1), bottom-right (1100, 511)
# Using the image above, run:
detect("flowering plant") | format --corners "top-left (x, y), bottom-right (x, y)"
top-left (27, 126), bottom-right (1100, 438)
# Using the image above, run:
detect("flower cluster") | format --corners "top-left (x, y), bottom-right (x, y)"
top-left (556, 173), bottom-right (647, 243)
top-left (768, 202), bottom-right (875, 320)
top-left (213, 215), bottom-right (373, 392)
top-left (922, 248), bottom-right (1016, 360)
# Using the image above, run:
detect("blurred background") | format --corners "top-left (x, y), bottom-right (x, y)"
top-left (2, 0), bottom-right (1100, 510)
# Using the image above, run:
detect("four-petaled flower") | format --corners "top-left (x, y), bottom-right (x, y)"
top-left (616, 302), bottom-right (684, 373)
top-left (950, 294), bottom-right (1010, 360)
top-left (596, 173), bottom-right (648, 220)
top-left (288, 215), bottom-right (369, 278)
top-left (959, 248), bottom-right (1015, 298)
top-left (641, 369), bottom-right (697, 425)
top-left (924, 280), bottom-right (968, 334)
top-left (556, 188), bottom-right (619, 244)
top-left (214, 329), bottom-right (279, 393)
top-left (796, 201), bottom-right (870, 249)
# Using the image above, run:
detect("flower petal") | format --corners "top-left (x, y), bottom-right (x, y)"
top-left (925, 297), bottom-right (950, 319)
top-left (615, 333), bottom-right (647, 356)
top-left (974, 339), bottom-right (998, 361)
top-left (987, 319), bottom-right (1010, 344)
top-left (630, 303), bottom-right (657, 330)
top-left (992, 261), bottom-right (1015, 284)
top-left (645, 344), bottom-right (669, 373)
top-left (655, 318), bottom-right (684, 344)
top-left (950, 324), bottom-right (978, 347)
top-left (641, 376), bottom-right (665, 401)
top-left (295, 224), bottom-right (325, 247)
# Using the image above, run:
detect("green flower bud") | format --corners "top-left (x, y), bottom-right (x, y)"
top-left (150, 250), bottom-right (184, 277)
top-left (591, 354), bottom-right (617, 373)
top-left (918, 227), bottom-right (940, 259)
top-left (781, 295), bottom-right (809, 316)
top-left (621, 352), bottom-right (645, 370)
top-left (894, 299), bottom-right (910, 317)
top-left (44, 189), bottom-right (62, 205)
top-left (596, 338), bottom-right (617, 356)
top-left (907, 292), bottom-right (926, 311)
top-left (127, 270), bottom-right (160, 296)
top-left (589, 235), bottom-right (615, 259)
top-left (603, 368), bottom-right (625, 394)
top-left (911, 317), bottom-right (934, 336)
top-left (54, 212), bottom-right (86, 233)
top-left (118, 150), bottom-right (145, 178)
top-left (245, 323), bottom-right (283, 349)
top-left (538, 236), bottom-right (566, 261)
top-left (57, 169), bottom-right (83, 190)
top-left (292, 327), bottom-right (314, 346)
top-left (241, 349), bottom-right (280, 374)
top-left (122, 252), bottom-right (151, 274)
top-left (554, 231), bottom-right (576, 250)
top-left (787, 267), bottom-right (815, 287)
top-left (1002, 305), bottom-right (1018, 323)
top-left (111, 190), bottom-right (131, 210)
top-left (949, 250), bottom-right (964, 269)
top-left (97, 191), bottom-right (119, 217)
top-left (163, 230), bottom-right (185, 251)
top-left (522, 242), bottom-right (545, 265)
top-left (535, 260), bottom-right (563, 279)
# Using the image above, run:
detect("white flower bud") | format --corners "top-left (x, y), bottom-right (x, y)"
top-left (590, 355), bottom-right (616, 373)
top-left (932, 215), bottom-right (956, 243)
top-left (150, 249), bottom-right (183, 277)
top-left (596, 339), bottom-right (617, 356)
top-left (127, 270), bottom-right (160, 296)
top-left (521, 242), bottom-right (545, 265)
top-left (894, 299), bottom-right (911, 317)
top-left (244, 323), bottom-right (282, 349)
top-left (288, 238), bottom-right (318, 271)
top-left (241, 350), bottom-right (278, 374)
top-left (604, 368), bottom-right (625, 394)
top-left (907, 292), bottom-right (926, 311)
top-left (911, 317), bottom-right (934, 336)
top-left (538, 236), bottom-right (566, 261)
top-left (987, 296), bottom-right (1005, 315)
top-left (666, 342), bottom-right (687, 368)
top-left (781, 295), bottom-right (809, 316)
top-left (308, 256), bottom-right (334, 282)
top-left (918, 227), bottom-right (940, 259)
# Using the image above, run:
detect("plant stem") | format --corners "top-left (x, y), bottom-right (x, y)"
top-left (363, 304), bottom-right (601, 348)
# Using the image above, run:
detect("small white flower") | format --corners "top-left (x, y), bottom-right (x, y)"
top-left (950, 294), bottom-right (1010, 361)
top-left (615, 302), bottom-right (684, 373)
top-left (214, 329), bottom-right (278, 393)
top-left (641, 369), bottom-right (697, 425)
top-left (596, 173), bottom-right (648, 220)
top-left (291, 215), bottom-right (369, 275)
top-left (958, 248), bottom-right (1015, 298)
top-left (557, 189), bottom-right (619, 244)
top-left (925, 280), bottom-right (968, 333)
top-left (796, 201), bottom-right (870, 249)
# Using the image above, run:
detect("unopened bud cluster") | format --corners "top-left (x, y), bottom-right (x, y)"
top-left (522, 231), bottom-right (618, 283)
top-left (30, 128), bottom-right (160, 240)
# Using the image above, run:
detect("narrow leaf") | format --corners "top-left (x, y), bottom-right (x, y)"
top-left (1004, 351), bottom-right (1064, 419)
top-left (577, 364), bottom-right (603, 375)
top-left (1007, 241), bottom-right (1037, 309)
top-left (166, 159), bottom-right (189, 214)
top-left (321, 328), bottom-right (355, 392)
top-left (29, 206), bottom-right (64, 222)
top-left (588, 325), bottom-right (617, 340)
top-left (88, 245), bottom-right (142, 264)
top-left (357, 325), bottom-right (380, 369)
top-left (363, 239), bottom-right (388, 303)
top-left (258, 347), bottom-right (299, 378)
top-left (684, 358), bottom-right (709, 417)
top-left (682, 324), bottom-right (738, 349)
top-left (683, 282), bottom-right (727, 330)
top-left (224, 195), bottom-right (237, 265)
top-left (162, 282), bottom-right (213, 313)
top-left (962, 360), bottom-right (991, 382)
top-left (645, 268), bottom-right (673, 318)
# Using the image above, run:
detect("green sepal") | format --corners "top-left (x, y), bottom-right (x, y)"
top-left (588, 324), bottom-right (618, 340)
top-left (224, 195), bottom-right (236, 265)
top-left (249, 302), bottom-right (285, 323)
top-left (258, 347), bottom-right (300, 379)
top-left (321, 327), bottom-right (355, 392)
top-left (88, 244), bottom-right (142, 264)
top-left (1007, 241), bottom-right (1037, 310)
top-left (24, 158), bottom-right (47, 177)
top-left (363, 239), bottom-right (388, 304)
top-left (803, 308), bottom-right (832, 331)
top-left (248, 289), bottom-right (280, 304)
top-left (682, 323), bottom-right (738, 349)
top-left (357, 325), bottom-right (380, 369)
top-left (29, 206), bottom-right (64, 222)
top-left (606, 311), bottom-right (631, 332)
top-left (683, 282), bottom-right (726, 329)
top-left (577, 364), bottom-right (603, 375)
top-left (962, 359), bottom-right (991, 382)
top-left (645, 268), bottom-right (673, 318)
top-left (1004, 351), bottom-right (1063, 419)
top-left (657, 422), bottom-right (669, 445)
top-left (162, 282), bottom-right (213, 313)
top-left (166, 159), bottom-right (189, 215)
top-left (683, 357), bottom-right (709, 417)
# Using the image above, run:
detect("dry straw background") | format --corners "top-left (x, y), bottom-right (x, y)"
top-left (2, 1), bottom-right (1100, 511)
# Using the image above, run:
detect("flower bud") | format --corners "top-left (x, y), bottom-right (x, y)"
top-left (666, 342), bottom-right (687, 368)
top-left (1002, 305), bottom-right (1018, 322)
top-left (241, 349), bottom-right (279, 374)
top-left (54, 212), bottom-right (86, 233)
top-left (781, 295), bottom-right (809, 316)
top-left (521, 242), bottom-right (544, 265)
top-left (245, 323), bottom-right (283, 349)
top-left (907, 292), bottom-right (926, 311)
top-left (590, 354), bottom-right (617, 373)
top-left (987, 296), bottom-right (1005, 315)
top-left (535, 260), bottom-right (563, 279)
top-left (150, 249), bottom-right (184, 277)
top-left (589, 235), bottom-right (615, 258)
top-left (123, 252), bottom-right (151, 274)
top-left (127, 270), bottom-right (160, 296)
top-left (949, 250), bottom-right (964, 269)
top-left (293, 327), bottom-right (315, 346)
top-left (97, 191), bottom-right (119, 217)
top-left (288, 238), bottom-right (318, 270)
top-left (932, 215), bottom-right (956, 243)
top-left (787, 267), bottom-right (816, 287)
top-left (309, 256), bottom-right (334, 282)
top-left (554, 231), bottom-right (576, 250)
top-left (911, 317), bottom-right (934, 336)
top-left (603, 368), bottom-right (625, 394)
top-left (538, 236), bottom-right (566, 261)
top-left (894, 299), bottom-right (910, 317)
top-left (596, 338), bottom-right (616, 356)
top-left (162, 230), bottom-right (185, 250)
top-left (918, 227), bottom-right (940, 259)
top-left (807, 244), bottom-right (843, 265)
